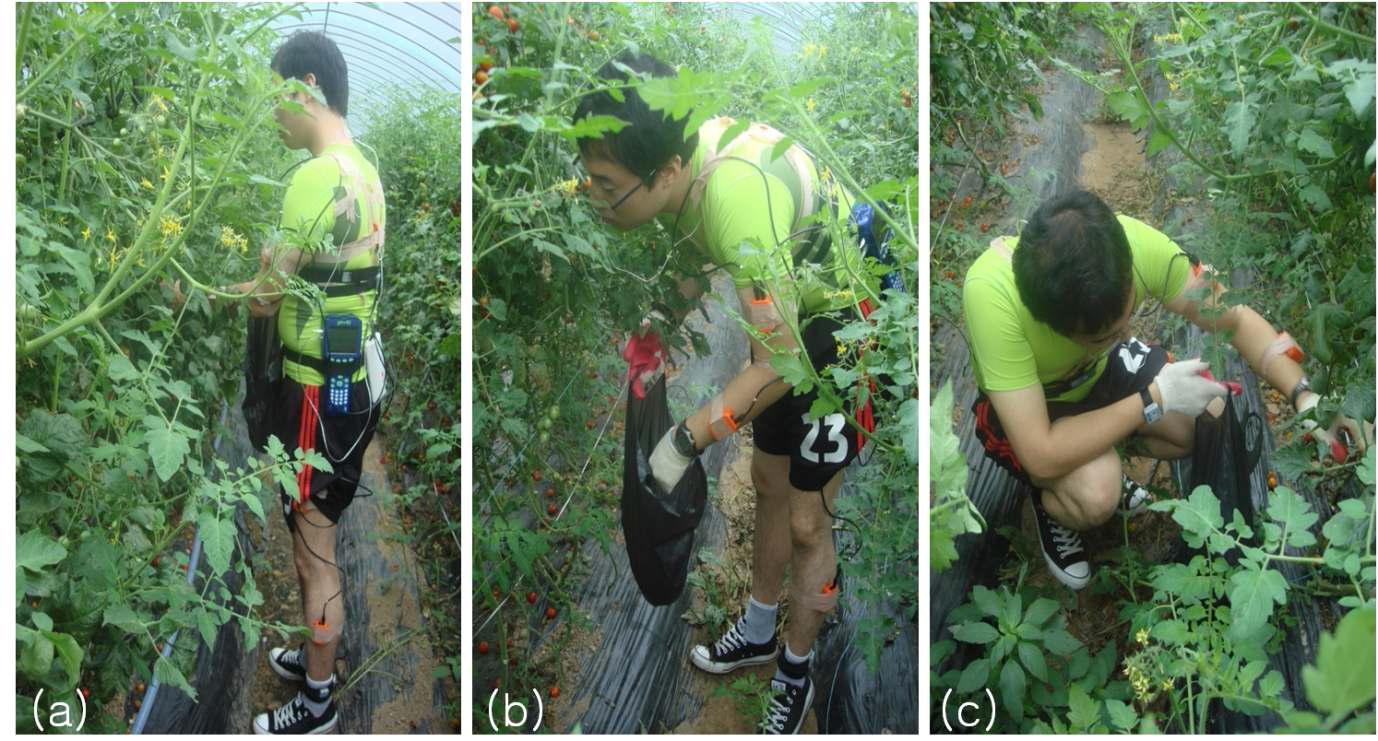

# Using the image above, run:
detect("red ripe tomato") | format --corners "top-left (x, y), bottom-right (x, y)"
top-left (478, 641), bottom-right (490, 655)
top-left (487, 5), bottom-right (504, 21)
top-left (545, 606), bottom-right (557, 619)
top-left (526, 591), bottom-right (537, 604)
top-left (507, 18), bottom-right (519, 33)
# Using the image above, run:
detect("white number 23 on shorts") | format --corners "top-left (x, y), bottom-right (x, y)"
top-left (799, 413), bottom-right (848, 464)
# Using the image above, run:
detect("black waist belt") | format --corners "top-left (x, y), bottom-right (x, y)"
top-left (297, 264), bottom-right (380, 297)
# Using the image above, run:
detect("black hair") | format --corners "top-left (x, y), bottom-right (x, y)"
top-left (1012, 189), bottom-right (1133, 337)
top-left (271, 31), bottom-right (349, 117)
top-left (572, 51), bottom-right (698, 185)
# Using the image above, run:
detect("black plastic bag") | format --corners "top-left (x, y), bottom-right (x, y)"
top-left (243, 315), bottom-right (282, 452)
top-left (1176, 393), bottom-right (1264, 563)
top-left (622, 375), bottom-right (708, 606)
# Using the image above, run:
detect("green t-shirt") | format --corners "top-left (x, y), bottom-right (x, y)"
top-left (277, 142), bottom-right (385, 385)
top-left (658, 117), bottom-right (873, 315)
top-left (962, 214), bottom-right (1192, 401)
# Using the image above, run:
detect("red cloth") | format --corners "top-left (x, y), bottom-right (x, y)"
top-left (295, 385), bottom-right (320, 505)
top-left (623, 331), bottom-right (665, 400)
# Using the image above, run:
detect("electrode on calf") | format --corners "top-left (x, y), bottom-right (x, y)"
top-left (310, 617), bottom-right (342, 646)
top-left (790, 570), bottom-right (842, 614)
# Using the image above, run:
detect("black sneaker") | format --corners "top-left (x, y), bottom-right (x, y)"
top-left (690, 617), bottom-right (779, 674)
top-left (759, 676), bottom-right (814, 734)
top-left (1032, 492), bottom-right (1090, 590)
top-left (252, 691), bottom-right (338, 735)
top-left (1120, 474), bottom-right (1150, 516)
top-left (268, 644), bottom-right (307, 683)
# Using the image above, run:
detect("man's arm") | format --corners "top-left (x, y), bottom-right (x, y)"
top-left (1166, 270), bottom-right (1368, 454)
top-left (987, 381), bottom-right (1163, 482)
top-left (1164, 276), bottom-right (1305, 402)
top-left (680, 284), bottom-right (799, 450)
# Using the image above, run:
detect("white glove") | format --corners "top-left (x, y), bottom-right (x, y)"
top-left (649, 427), bottom-right (694, 493)
top-left (1154, 359), bottom-right (1228, 417)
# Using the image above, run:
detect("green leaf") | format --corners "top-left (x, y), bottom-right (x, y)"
top-left (1166, 486), bottom-right (1224, 548)
top-left (197, 512), bottom-right (234, 577)
top-left (1225, 99), bottom-right (1255, 155)
top-left (1151, 620), bottom-right (1190, 645)
top-left (1106, 90), bottom-right (1148, 128)
top-left (1146, 126), bottom-right (1173, 157)
top-left (47, 632), bottom-right (83, 691)
top-left (1105, 698), bottom-right (1137, 730)
top-left (1260, 46), bottom-right (1293, 67)
top-left (155, 655), bottom-right (197, 701)
top-left (17, 531), bottom-right (66, 573)
top-left (1343, 73), bottom-right (1376, 117)
top-left (1297, 183), bottom-right (1332, 212)
top-left (999, 659), bottom-right (1027, 720)
top-left (1227, 566), bottom-right (1288, 639)
top-left (165, 30), bottom-right (196, 62)
top-left (1259, 669), bottom-right (1285, 698)
top-left (971, 585), bottom-right (1001, 618)
top-left (1067, 683), bottom-right (1101, 730)
top-left (146, 424), bottom-right (190, 482)
top-left (1025, 595), bottom-right (1063, 622)
top-left (562, 114), bottom-right (629, 141)
top-left (1296, 129), bottom-right (1336, 159)
top-left (108, 354), bottom-right (141, 382)
top-left (1265, 487), bottom-right (1319, 548)
top-left (956, 658), bottom-right (991, 694)
top-left (951, 621), bottom-right (1000, 644)
top-left (1018, 641), bottom-right (1049, 682)
top-left (1042, 628), bottom-right (1082, 657)
top-left (716, 119), bottom-right (750, 151)
top-left (769, 135), bottom-right (794, 164)
top-left (103, 604), bottom-right (145, 635)
top-left (1302, 606), bottom-right (1375, 717)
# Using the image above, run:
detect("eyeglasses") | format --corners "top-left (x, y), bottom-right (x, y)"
top-left (581, 167), bottom-right (657, 211)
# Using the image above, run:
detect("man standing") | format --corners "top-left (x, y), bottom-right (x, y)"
top-left (179, 30), bottom-right (385, 734)
top-left (574, 52), bottom-right (883, 734)
top-left (963, 189), bottom-right (1366, 590)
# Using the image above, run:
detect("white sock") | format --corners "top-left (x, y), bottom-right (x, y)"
top-left (774, 645), bottom-right (812, 688)
top-left (303, 673), bottom-right (334, 717)
top-left (741, 596), bottom-right (778, 644)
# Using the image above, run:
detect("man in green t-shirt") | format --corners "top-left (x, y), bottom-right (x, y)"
top-left (963, 189), bottom-right (1367, 591)
top-left (572, 51), bottom-right (885, 735)
top-left (178, 31), bottom-right (384, 734)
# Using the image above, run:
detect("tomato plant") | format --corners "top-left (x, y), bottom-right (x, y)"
top-left (15, 4), bottom-right (324, 730)
top-left (472, 1), bottom-right (916, 710)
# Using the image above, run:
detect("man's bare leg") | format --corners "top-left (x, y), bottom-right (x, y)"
top-left (292, 505), bottom-right (342, 682)
top-left (781, 471), bottom-right (844, 656)
top-left (749, 450), bottom-right (793, 604)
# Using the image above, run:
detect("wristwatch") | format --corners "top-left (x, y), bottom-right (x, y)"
top-left (1289, 376), bottom-right (1311, 409)
top-left (1140, 386), bottom-right (1162, 425)
top-left (672, 422), bottom-right (698, 457)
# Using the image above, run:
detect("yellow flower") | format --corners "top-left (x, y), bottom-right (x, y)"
top-left (105, 228), bottom-right (117, 243)
top-left (802, 42), bottom-right (816, 58)
top-left (160, 165), bottom-right (171, 182)
top-left (1136, 628), bottom-right (1150, 645)
top-left (153, 95), bottom-right (168, 113)
top-left (159, 215), bottom-right (183, 239)
top-left (81, 226), bottom-right (91, 241)
top-left (554, 178), bottom-right (580, 197)
top-left (1161, 678), bottom-right (1173, 691)
top-left (140, 178), bottom-right (154, 190)
top-left (806, 97), bottom-right (817, 113)
top-left (818, 44), bottom-right (828, 58)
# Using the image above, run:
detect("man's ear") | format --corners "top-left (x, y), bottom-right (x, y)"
top-left (302, 71), bottom-right (317, 88)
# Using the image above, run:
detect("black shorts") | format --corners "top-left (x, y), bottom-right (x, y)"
top-left (752, 313), bottom-right (870, 492)
top-left (972, 337), bottom-right (1167, 486)
top-left (271, 376), bottom-right (379, 530)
